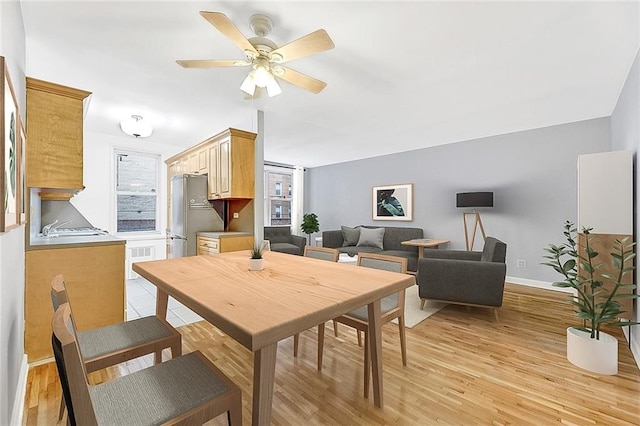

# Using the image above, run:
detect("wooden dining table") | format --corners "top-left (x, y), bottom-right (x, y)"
top-left (133, 250), bottom-right (414, 426)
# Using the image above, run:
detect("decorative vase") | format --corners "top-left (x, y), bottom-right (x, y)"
top-left (249, 258), bottom-right (264, 271)
top-left (566, 327), bottom-right (618, 375)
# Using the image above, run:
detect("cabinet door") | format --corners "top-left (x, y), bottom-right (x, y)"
top-left (208, 142), bottom-right (219, 199)
top-left (198, 148), bottom-right (208, 173)
top-left (188, 153), bottom-right (198, 174)
top-left (219, 137), bottom-right (231, 197)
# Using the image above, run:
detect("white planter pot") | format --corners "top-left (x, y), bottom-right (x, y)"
top-left (249, 258), bottom-right (264, 271)
top-left (566, 327), bottom-right (618, 375)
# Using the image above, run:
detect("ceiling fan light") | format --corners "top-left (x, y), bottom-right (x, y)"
top-left (266, 78), bottom-right (282, 97)
top-left (120, 115), bottom-right (153, 138)
top-left (240, 74), bottom-right (256, 96)
top-left (253, 65), bottom-right (271, 88)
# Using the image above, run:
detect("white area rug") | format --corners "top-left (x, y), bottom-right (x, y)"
top-left (394, 285), bottom-right (447, 328)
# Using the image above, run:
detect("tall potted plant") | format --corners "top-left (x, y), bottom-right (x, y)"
top-left (300, 213), bottom-right (320, 245)
top-left (542, 221), bottom-right (639, 374)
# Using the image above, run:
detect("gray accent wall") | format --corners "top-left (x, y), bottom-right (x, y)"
top-left (307, 117), bottom-right (611, 284)
top-left (611, 47), bottom-right (639, 364)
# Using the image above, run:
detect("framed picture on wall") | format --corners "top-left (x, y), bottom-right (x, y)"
top-left (1, 56), bottom-right (20, 232)
top-left (18, 121), bottom-right (26, 224)
top-left (372, 183), bottom-right (413, 221)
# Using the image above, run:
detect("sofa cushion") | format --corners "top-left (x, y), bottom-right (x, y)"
top-left (270, 242), bottom-right (303, 255)
top-left (357, 227), bottom-right (385, 250)
top-left (339, 246), bottom-right (380, 257)
top-left (341, 226), bottom-right (361, 247)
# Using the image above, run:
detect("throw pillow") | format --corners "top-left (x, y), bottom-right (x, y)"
top-left (357, 227), bottom-right (385, 250)
top-left (341, 226), bottom-right (361, 247)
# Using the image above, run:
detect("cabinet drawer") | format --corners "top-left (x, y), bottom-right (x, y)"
top-left (197, 237), bottom-right (219, 255)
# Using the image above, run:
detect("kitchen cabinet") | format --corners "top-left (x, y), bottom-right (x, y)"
top-left (207, 129), bottom-right (256, 199)
top-left (166, 128), bottom-right (256, 201)
top-left (196, 234), bottom-right (253, 255)
top-left (26, 77), bottom-right (91, 190)
top-left (25, 241), bottom-right (125, 362)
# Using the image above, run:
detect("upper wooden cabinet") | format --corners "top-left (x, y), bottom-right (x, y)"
top-left (26, 78), bottom-right (91, 189)
top-left (166, 128), bottom-right (256, 200)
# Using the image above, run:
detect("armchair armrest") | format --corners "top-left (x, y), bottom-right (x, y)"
top-left (291, 235), bottom-right (307, 253)
top-left (423, 249), bottom-right (482, 261)
top-left (417, 258), bottom-right (506, 307)
top-left (322, 230), bottom-right (344, 248)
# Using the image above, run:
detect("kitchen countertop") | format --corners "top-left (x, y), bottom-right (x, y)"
top-left (27, 234), bottom-right (125, 251)
top-left (197, 231), bottom-right (252, 239)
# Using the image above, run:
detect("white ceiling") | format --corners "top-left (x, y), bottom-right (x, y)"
top-left (19, 1), bottom-right (640, 167)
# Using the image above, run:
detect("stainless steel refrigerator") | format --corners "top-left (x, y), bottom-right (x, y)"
top-left (167, 174), bottom-right (223, 257)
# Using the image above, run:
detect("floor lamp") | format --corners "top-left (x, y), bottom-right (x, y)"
top-left (456, 192), bottom-right (494, 251)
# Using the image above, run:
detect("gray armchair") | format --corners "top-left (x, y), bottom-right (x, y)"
top-left (416, 237), bottom-right (507, 319)
top-left (264, 226), bottom-right (306, 255)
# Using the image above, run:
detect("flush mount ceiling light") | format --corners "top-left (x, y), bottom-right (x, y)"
top-left (120, 115), bottom-right (153, 138)
top-left (176, 12), bottom-right (334, 98)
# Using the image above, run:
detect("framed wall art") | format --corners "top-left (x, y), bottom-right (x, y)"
top-left (372, 183), bottom-right (413, 221)
top-left (1, 56), bottom-right (20, 232)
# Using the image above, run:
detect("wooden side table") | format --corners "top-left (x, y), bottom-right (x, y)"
top-left (401, 238), bottom-right (450, 258)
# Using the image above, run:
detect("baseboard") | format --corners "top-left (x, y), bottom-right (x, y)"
top-left (10, 354), bottom-right (28, 426)
top-left (506, 276), bottom-right (574, 293)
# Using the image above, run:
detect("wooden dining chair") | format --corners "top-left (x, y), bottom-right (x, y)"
top-left (50, 274), bottom-right (182, 420)
top-left (52, 302), bottom-right (242, 425)
top-left (317, 252), bottom-right (408, 398)
top-left (293, 246), bottom-right (340, 365)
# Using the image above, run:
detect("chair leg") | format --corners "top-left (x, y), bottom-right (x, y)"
top-left (228, 392), bottom-right (243, 425)
top-left (333, 320), bottom-right (339, 337)
top-left (293, 333), bottom-right (300, 357)
top-left (58, 394), bottom-right (66, 421)
top-left (357, 330), bottom-right (362, 347)
top-left (420, 298), bottom-right (426, 310)
top-left (363, 330), bottom-right (369, 399)
top-left (317, 324), bottom-right (325, 371)
top-left (398, 315), bottom-right (407, 367)
top-left (493, 308), bottom-right (500, 322)
top-left (154, 349), bottom-right (163, 364)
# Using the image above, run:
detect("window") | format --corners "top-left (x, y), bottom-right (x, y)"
top-left (265, 168), bottom-right (294, 226)
top-left (115, 149), bottom-right (160, 233)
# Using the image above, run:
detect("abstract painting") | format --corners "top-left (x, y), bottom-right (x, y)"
top-left (372, 183), bottom-right (413, 221)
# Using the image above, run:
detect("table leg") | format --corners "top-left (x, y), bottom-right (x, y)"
top-left (155, 288), bottom-right (168, 319)
top-left (367, 299), bottom-right (384, 408)
top-left (418, 246), bottom-right (425, 258)
top-left (252, 342), bottom-right (278, 426)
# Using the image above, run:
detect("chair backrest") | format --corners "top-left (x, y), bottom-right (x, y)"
top-left (304, 245), bottom-right (339, 262)
top-left (264, 226), bottom-right (292, 243)
top-left (357, 252), bottom-right (407, 274)
top-left (480, 237), bottom-right (507, 263)
top-left (52, 303), bottom-right (98, 425)
top-left (51, 274), bottom-right (69, 311)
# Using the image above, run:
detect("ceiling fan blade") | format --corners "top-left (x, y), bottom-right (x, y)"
top-left (271, 29), bottom-right (334, 63)
top-left (176, 59), bottom-right (248, 68)
top-left (200, 12), bottom-right (258, 57)
top-left (277, 66), bottom-right (327, 94)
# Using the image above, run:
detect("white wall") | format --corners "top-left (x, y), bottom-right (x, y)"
top-left (611, 46), bottom-right (640, 366)
top-left (0, 1), bottom-right (27, 425)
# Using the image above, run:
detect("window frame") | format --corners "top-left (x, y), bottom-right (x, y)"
top-left (113, 148), bottom-right (161, 235)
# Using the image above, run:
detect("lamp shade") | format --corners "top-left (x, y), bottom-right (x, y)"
top-left (456, 192), bottom-right (493, 208)
top-left (120, 115), bottom-right (153, 138)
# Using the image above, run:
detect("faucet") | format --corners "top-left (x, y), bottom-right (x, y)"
top-left (42, 220), bottom-right (71, 237)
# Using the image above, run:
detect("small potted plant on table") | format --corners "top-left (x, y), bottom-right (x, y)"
top-left (542, 221), bottom-right (638, 374)
top-left (249, 243), bottom-right (265, 271)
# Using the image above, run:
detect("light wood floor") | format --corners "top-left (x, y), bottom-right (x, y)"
top-left (23, 284), bottom-right (640, 425)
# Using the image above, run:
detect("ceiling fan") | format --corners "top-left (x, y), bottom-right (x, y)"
top-left (177, 12), bottom-right (335, 98)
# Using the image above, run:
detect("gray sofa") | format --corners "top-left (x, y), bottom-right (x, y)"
top-left (264, 226), bottom-right (306, 256)
top-left (416, 236), bottom-right (507, 315)
top-left (322, 225), bottom-right (423, 272)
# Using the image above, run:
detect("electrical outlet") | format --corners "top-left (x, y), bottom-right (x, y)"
top-left (516, 259), bottom-right (527, 268)
top-left (233, 212), bottom-right (239, 219)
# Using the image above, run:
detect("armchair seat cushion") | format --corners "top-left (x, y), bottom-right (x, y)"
top-left (270, 242), bottom-right (304, 255)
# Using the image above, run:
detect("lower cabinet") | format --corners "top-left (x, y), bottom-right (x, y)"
top-left (197, 235), bottom-right (253, 255)
top-left (25, 242), bottom-right (126, 362)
